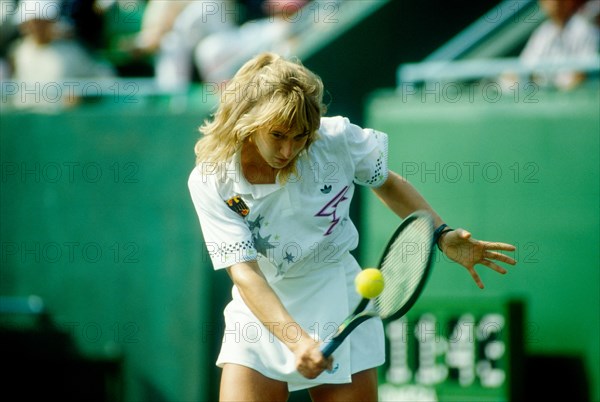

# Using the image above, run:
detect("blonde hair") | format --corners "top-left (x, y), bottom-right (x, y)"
top-left (194, 52), bottom-right (326, 183)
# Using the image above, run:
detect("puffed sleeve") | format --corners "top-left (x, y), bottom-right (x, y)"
top-left (341, 118), bottom-right (389, 187)
top-left (188, 167), bottom-right (258, 270)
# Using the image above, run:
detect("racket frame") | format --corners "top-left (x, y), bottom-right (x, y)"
top-left (320, 211), bottom-right (435, 358)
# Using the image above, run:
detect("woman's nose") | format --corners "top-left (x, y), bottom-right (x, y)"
top-left (280, 140), bottom-right (294, 158)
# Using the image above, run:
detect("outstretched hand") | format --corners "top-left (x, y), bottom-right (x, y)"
top-left (440, 228), bottom-right (516, 289)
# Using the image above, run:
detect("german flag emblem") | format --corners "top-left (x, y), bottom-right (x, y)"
top-left (225, 195), bottom-right (249, 217)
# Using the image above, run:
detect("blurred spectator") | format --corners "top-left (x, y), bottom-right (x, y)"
top-left (503, 0), bottom-right (599, 91)
top-left (1, 0), bottom-right (19, 82)
top-left (579, 0), bottom-right (600, 25)
top-left (61, 0), bottom-right (107, 50)
top-left (132, 1), bottom-right (193, 57)
top-left (237, 0), bottom-right (270, 22)
top-left (194, 0), bottom-right (310, 84)
top-left (132, 0), bottom-right (236, 91)
top-left (5, 0), bottom-right (115, 109)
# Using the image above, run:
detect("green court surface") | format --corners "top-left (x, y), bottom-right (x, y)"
top-left (361, 84), bottom-right (599, 401)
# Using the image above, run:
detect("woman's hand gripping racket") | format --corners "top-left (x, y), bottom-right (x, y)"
top-left (320, 211), bottom-right (436, 357)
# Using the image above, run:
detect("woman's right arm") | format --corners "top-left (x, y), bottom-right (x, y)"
top-left (227, 261), bottom-right (332, 379)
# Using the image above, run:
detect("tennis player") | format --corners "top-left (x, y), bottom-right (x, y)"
top-left (188, 52), bottom-right (516, 401)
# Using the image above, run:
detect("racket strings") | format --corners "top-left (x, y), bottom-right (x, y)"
top-left (374, 217), bottom-right (433, 318)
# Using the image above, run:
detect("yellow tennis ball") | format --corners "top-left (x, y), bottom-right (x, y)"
top-left (355, 268), bottom-right (385, 299)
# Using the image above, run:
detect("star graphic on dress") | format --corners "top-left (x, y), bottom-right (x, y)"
top-left (248, 215), bottom-right (264, 232)
top-left (275, 262), bottom-right (285, 277)
top-left (253, 231), bottom-right (275, 256)
top-left (284, 252), bottom-right (295, 264)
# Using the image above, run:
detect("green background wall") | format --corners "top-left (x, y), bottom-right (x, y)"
top-left (2, 83), bottom-right (598, 401)
top-left (360, 84), bottom-right (600, 401)
top-left (1, 95), bottom-right (216, 401)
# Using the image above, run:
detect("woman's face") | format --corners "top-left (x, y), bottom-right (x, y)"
top-left (252, 125), bottom-right (309, 169)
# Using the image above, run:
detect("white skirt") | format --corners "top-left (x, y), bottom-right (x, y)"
top-left (216, 252), bottom-right (385, 392)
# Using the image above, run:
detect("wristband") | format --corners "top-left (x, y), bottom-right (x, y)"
top-left (433, 224), bottom-right (453, 250)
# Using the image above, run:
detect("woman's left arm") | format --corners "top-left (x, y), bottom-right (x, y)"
top-left (372, 170), bottom-right (516, 289)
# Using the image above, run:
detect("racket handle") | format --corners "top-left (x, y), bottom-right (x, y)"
top-left (320, 338), bottom-right (343, 358)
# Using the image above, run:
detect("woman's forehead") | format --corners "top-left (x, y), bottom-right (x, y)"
top-left (267, 123), bottom-right (305, 135)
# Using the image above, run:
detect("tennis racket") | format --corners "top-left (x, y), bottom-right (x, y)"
top-left (321, 211), bottom-right (436, 357)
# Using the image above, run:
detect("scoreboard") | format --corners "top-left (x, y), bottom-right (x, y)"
top-left (378, 298), bottom-right (524, 401)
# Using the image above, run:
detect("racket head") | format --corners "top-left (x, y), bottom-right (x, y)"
top-left (373, 211), bottom-right (435, 320)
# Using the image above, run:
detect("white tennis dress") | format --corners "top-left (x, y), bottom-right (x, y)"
top-left (188, 116), bottom-right (388, 391)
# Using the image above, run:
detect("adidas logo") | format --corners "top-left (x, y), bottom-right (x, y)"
top-left (321, 185), bottom-right (332, 194)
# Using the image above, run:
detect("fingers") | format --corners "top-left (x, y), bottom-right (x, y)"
top-left (301, 355), bottom-right (332, 379)
top-left (454, 228), bottom-right (471, 240)
top-left (317, 353), bottom-right (333, 371)
top-left (481, 241), bottom-right (516, 251)
top-left (484, 251), bottom-right (517, 265)
top-left (445, 229), bottom-right (517, 288)
top-left (466, 256), bottom-right (511, 290)
top-left (325, 355), bottom-right (334, 372)
top-left (297, 360), bottom-right (326, 379)
top-left (468, 267), bottom-right (485, 289)
top-left (295, 342), bottom-right (334, 379)
top-left (480, 258), bottom-right (508, 275)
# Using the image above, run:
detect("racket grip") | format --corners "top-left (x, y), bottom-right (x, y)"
top-left (320, 338), bottom-right (342, 358)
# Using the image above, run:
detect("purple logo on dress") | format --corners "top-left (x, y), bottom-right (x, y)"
top-left (315, 186), bottom-right (349, 236)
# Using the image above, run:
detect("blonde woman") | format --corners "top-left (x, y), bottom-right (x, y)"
top-left (188, 52), bottom-right (516, 401)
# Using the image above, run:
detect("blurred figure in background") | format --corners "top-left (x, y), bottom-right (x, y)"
top-left (132, 0), bottom-right (236, 92)
top-left (6, 0), bottom-right (115, 109)
top-left (61, 0), bottom-right (108, 51)
top-left (132, 1), bottom-right (191, 58)
top-left (579, 0), bottom-right (600, 25)
top-left (503, 0), bottom-right (599, 91)
top-left (237, 0), bottom-right (271, 22)
top-left (194, 0), bottom-right (310, 85)
top-left (0, 0), bottom-right (19, 82)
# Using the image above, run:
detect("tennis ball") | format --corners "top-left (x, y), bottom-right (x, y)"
top-left (355, 268), bottom-right (385, 299)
